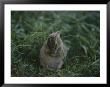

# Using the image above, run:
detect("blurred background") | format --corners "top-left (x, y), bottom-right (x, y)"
top-left (11, 11), bottom-right (100, 77)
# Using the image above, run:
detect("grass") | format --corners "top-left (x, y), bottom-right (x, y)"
top-left (11, 11), bottom-right (100, 77)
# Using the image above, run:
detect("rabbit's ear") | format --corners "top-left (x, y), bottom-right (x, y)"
top-left (56, 31), bottom-right (60, 34)
top-left (55, 31), bottom-right (60, 36)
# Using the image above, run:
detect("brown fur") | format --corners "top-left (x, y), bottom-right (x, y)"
top-left (39, 31), bottom-right (69, 69)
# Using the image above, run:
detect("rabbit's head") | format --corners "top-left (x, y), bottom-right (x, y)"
top-left (47, 31), bottom-right (61, 53)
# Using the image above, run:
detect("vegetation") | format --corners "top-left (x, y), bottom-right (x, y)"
top-left (11, 11), bottom-right (100, 77)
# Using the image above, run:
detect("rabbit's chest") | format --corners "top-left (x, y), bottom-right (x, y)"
top-left (46, 57), bottom-right (63, 69)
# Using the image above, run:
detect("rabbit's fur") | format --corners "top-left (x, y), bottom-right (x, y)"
top-left (40, 31), bottom-right (69, 69)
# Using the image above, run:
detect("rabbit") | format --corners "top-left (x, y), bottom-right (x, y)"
top-left (39, 31), bottom-right (69, 70)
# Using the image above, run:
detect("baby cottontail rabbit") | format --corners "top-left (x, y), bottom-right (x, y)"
top-left (40, 31), bottom-right (69, 69)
